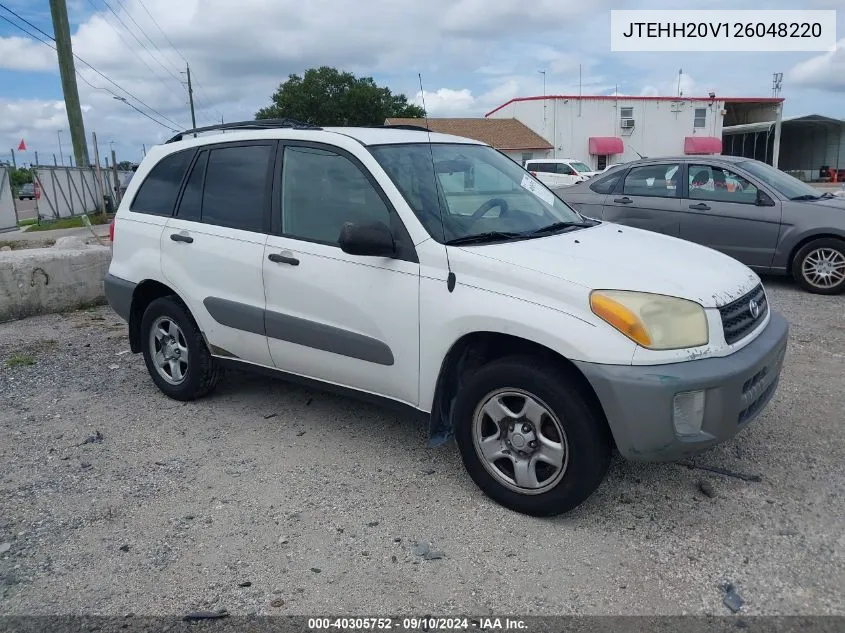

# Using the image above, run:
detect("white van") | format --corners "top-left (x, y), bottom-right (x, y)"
top-left (105, 120), bottom-right (788, 517)
top-left (525, 158), bottom-right (599, 188)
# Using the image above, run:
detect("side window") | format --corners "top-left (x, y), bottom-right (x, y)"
top-left (175, 150), bottom-right (207, 222)
top-left (622, 164), bottom-right (681, 198)
top-left (282, 145), bottom-right (391, 245)
top-left (202, 144), bottom-right (272, 232)
top-left (694, 108), bottom-right (707, 128)
top-left (557, 164), bottom-right (576, 175)
top-left (131, 149), bottom-right (193, 216)
top-left (689, 164), bottom-right (758, 204)
top-left (590, 172), bottom-right (622, 194)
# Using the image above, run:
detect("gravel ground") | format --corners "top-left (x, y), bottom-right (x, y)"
top-left (0, 278), bottom-right (843, 617)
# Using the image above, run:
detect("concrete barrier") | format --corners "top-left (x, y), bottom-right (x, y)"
top-left (0, 244), bottom-right (112, 323)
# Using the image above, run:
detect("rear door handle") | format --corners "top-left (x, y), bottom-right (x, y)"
top-left (613, 197), bottom-right (633, 204)
top-left (170, 233), bottom-right (193, 243)
top-left (268, 253), bottom-right (299, 266)
top-left (689, 203), bottom-right (711, 211)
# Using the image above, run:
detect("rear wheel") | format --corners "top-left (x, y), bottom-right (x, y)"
top-left (140, 296), bottom-right (219, 400)
top-left (793, 238), bottom-right (845, 295)
top-left (453, 355), bottom-right (612, 517)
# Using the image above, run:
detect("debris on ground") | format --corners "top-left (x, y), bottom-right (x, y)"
top-left (0, 543), bottom-right (10, 554)
top-left (278, 536), bottom-right (289, 545)
top-left (310, 567), bottom-right (321, 573)
top-left (367, 521), bottom-right (379, 527)
top-left (238, 581), bottom-right (251, 587)
top-left (78, 430), bottom-right (104, 446)
top-left (118, 544), bottom-right (130, 552)
top-left (722, 582), bottom-right (744, 613)
top-left (619, 492), bottom-right (633, 504)
top-left (270, 598), bottom-right (284, 608)
top-left (698, 480), bottom-right (716, 498)
top-left (682, 462), bottom-right (762, 482)
top-left (423, 550), bottom-right (445, 560)
top-left (263, 413), bottom-right (277, 419)
top-left (411, 541), bottom-right (429, 557)
top-left (183, 609), bottom-right (229, 621)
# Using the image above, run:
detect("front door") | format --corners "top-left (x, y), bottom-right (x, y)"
top-left (680, 163), bottom-right (782, 269)
top-left (161, 141), bottom-right (275, 366)
top-left (600, 162), bottom-right (683, 237)
top-left (262, 142), bottom-right (421, 406)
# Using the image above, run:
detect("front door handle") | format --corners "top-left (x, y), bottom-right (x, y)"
top-left (170, 233), bottom-right (193, 243)
top-left (689, 202), bottom-right (711, 211)
top-left (613, 197), bottom-right (633, 204)
top-left (268, 253), bottom-right (299, 266)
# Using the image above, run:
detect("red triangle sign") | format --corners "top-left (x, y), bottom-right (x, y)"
top-left (17, 139), bottom-right (26, 151)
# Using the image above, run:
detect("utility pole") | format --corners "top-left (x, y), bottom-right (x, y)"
top-left (92, 131), bottom-right (106, 214)
top-left (186, 64), bottom-right (197, 135)
top-left (10, 150), bottom-right (16, 169)
top-left (57, 130), bottom-right (64, 166)
top-left (49, 0), bottom-right (89, 167)
top-left (111, 147), bottom-right (120, 203)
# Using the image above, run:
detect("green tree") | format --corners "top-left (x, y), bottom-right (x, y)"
top-left (256, 66), bottom-right (425, 126)
top-left (117, 161), bottom-right (134, 171)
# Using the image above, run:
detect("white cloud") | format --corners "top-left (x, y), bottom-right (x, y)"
top-left (0, 36), bottom-right (56, 71)
top-left (414, 89), bottom-right (477, 116)
top-left (788, 39), bottom-right (845, 92)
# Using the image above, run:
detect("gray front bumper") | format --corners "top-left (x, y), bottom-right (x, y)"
top-left (574, 311), bottom-right (789, 461)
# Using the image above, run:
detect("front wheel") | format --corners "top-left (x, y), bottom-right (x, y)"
top-left (793, 238), bottom-right (845, 295)
top-left (140, 296), bottom-right (219, 400)
top-left (453, 356), bottom-right (612, 517)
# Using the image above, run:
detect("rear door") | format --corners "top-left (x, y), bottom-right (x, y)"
top-left (680, 163), bottom-right (782, 269)
top-left (600, 162), bottom-right (684, 237)
top-left (557, 169), bottom-right (623, 220)
top-left (161, 141), bottom-right (276, 366)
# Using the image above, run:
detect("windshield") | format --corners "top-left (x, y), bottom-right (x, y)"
top-left (370, 143), bottom-right (588, 244)
top-left (738, 160), bottom-right (821, 199)
top-left (569, 161), bottom-right (591, 173)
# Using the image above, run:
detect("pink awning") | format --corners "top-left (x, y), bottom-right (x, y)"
top-left (684, 136), bottom-right (722, 155)
top-left (588, 136), bottom-right (624, 155)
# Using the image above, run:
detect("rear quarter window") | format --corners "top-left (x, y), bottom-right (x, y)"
top-left (130, 149), bottom-right (194, 216)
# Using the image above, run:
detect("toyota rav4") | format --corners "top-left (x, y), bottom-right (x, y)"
top-left (104, 119), bottom-right (789, 516)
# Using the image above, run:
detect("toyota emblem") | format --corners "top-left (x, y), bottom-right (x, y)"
top-left (749, 298), bottom-right (760, 319)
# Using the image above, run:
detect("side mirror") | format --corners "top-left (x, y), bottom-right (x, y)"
top-left (338, 221), bottom-right (395, 257)
top-left (756, 190), bottom-right (775, 206)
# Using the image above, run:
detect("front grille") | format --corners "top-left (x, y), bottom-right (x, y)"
top-left (718, 284), bottom-right (768, 345)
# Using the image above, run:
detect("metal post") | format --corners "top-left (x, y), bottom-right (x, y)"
top-left (142, 144), bottom-right (146, 157)
top-left (771, 102), bottom-right (783, 169)
top-left (57, 130), bottom-right (64, 166)
top-left (92, 131), bottom-right (106, 215)
top-left (10, 149), bottom-right (16, 169)
top-left (111, 148), bottom-right (120, 204)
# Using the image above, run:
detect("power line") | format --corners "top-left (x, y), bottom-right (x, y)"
top-left (136, 0), bottom-right (187, 64)
top-left (133, 0), bottom-right (224, 125)
top-left (112, 0), bottom-right (183, 77)
top-left (85, 0), bottom-right (185, 100)
top-left (0, 4), bottom-right (185, 131)
top-left (0, 13), bottom-right (177, 132)
top-left (94, 0), bottom-right (184, 86)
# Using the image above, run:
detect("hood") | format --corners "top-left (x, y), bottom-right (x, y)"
top-left (448, 222), bottom-right (760, 309)
top-left (807, 195), bottom-right (845, 209)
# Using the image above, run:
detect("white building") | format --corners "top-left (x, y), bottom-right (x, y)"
top-left (486, 95), bottom-right (784, 171)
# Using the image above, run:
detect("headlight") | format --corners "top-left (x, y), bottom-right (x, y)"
top-left (589, 290), bottom-right (709, 350)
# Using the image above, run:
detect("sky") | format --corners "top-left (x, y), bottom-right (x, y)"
top-left (0, 0), bottom-right (843, 165)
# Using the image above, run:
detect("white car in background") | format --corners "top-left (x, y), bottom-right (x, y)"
top-left (525, 158), bottom-right (598, 188)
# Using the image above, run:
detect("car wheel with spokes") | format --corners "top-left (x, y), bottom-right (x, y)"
top-left (793, 238), bottom-right (845, 295)
top-left (454, 355), bottom-right (612, 517)
top-left (140, 296), bottom-right (219, 400)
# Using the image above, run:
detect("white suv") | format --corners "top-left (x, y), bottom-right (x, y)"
top-left (105, 119), bottom-right (789, 517)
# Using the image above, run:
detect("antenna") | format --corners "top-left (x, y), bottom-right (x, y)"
top-left (418, 73), bottom-right (455, 292)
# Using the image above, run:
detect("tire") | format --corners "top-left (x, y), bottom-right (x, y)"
top-left (140, 296), bottom-right (219, 400)
top-left (453, 355), bottom-right (612, 517)
top-left (792, 238), bottom-right (845, 295)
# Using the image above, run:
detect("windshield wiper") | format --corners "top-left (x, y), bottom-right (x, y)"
top-left (526, 220), bottom-right (595, 236)
top-left (445, 231), bottom-right (524, 246)
top-left (790, 194), bottom-right (822, 201)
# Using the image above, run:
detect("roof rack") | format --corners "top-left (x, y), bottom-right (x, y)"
top-left (165, 118), bottom-right (320, 143)
top-left (375, 124), bottom-right (431, 132)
